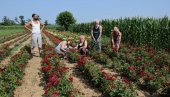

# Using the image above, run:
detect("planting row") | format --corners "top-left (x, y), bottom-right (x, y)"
top-left (0, 32), bottom-right (26, 44)
top-left (43, 31), bottom-right (137, 97)
top-left (46, 30), bottom-right (170, 96)
top-left (76, 56), bottom-right (136, 97)
top-left (0, 33), bottom-right (30, 63)
top-left (102, 44), bottom-right (170, 94)
top-left (0, 46), bottom-right (31, 97)
top-left (41, 44), bottom-right (82, 97)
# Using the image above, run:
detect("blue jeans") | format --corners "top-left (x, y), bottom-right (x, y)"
top-left (91, 39), bottom-right (101, 52)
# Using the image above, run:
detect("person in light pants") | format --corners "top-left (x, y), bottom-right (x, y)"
top-left (24, 13), bottom-right (45, 54)
top-left (31, 33), bottom-right (42, 49)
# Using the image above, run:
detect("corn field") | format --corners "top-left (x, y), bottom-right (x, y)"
top-left (68, 16), bottom-right (170, 51)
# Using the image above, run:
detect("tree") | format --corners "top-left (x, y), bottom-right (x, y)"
top-left (56, 11), bottom-right (76, 30)
top-left (19, 16), bottom-right (25, 25)
top-left (14, 17), bottom-right (19, 24)
top-left (9, 20), bottom-right (16, 25)
top-left (1, 16), bottom-right (10, 25)
top-left (1, 16), bottom-right (16, 25)
top-left (45, 20), bottom-right (48, 25)
top-left (26, 19), bottom-right (31, 22)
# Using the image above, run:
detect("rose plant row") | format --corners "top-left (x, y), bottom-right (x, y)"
top-left (0, 46), bottom-right (31, 97)
top-left (0, 33), bottom-right (30, 62)
top-left (46, 30), bottom-right (170, 96)
top-left (41, 43), bottom-right (82, 97)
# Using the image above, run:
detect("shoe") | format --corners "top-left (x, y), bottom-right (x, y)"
top-left (64, 56), bottom-right (67, 59)
top-left (39, 48), bottom-right (42, 54)
top-left (39, 50), bottom-right (42, 54)
top-left (31, 48), bottom-right (34, 54)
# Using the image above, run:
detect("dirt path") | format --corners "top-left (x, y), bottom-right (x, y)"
top-left (0, 35), bottom-right (31, 68)
top-left (63, 60), bottom-right (103, 97)
top-left (42, 33), bottom-right (54, 46)
top-left (0, 33), bottom-right (28, 47)
top-left (14, 41), bottom-right (44, 97)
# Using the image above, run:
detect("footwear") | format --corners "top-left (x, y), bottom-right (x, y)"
top-left (31, 48), bottom-right (34, 54)
top-left (39, 50), bottom-right (42, 54)
top-left (39, 48), bottom-right (42, 54)
top-left (64, 56), bottom-right (67, 59)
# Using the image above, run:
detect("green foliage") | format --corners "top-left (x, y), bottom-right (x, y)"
top-left (56, 11), bottom-right (76, 31)
top-left (0, 26), bottom-right (23, 30)
top-left (0, 46), bottom-right (31, 97)
top-left (67, 51), bottom-right (79, 63)
top-left (0, 16), bottom-right (16, 26)
top-left (19, 16), bottom-right (25, 25)
top-left (41, 45), bottom-right (82, 97)
top-left (45, 20), bottom-right (48, 25)
top-left (77, 59), bottom-right (136, 97)
top-left (68, 16), bottom-right (170, 51)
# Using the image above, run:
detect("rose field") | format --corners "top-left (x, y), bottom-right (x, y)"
top-left (0, 23), bottom-right (169, 97)
top-left (1, 0), bottom-right (170, 96)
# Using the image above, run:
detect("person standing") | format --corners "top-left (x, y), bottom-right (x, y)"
top-left (90, 20), bottom-right (102, 53)
top-left (24, 13), bottom-right (45, 54)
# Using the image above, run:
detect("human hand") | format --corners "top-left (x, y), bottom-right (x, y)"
top-left (96, 39), bottom-right (100, 42)
top-left (112, 45), bottom-right (115, 49)
top-left (29, 29), bottom-right (32, 32)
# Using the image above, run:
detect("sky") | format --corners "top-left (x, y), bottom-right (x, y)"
top-left (0, 0), bottom-right (169, 24)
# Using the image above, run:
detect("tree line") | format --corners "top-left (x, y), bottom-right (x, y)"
top-left (0, 16), bottom-right (49, 26)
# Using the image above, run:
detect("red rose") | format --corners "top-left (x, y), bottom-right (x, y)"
top-left (128, 66), bottom-right (136, 70)
top-left (147, 47), bottom-right (152, 52)
top-left (122, 79), bottom-right (130, 84)
top-left (100, 68), bottom-right (105, 71)
top-left (138, 71), bottom-right (147, 76)
top-left (69, 75), bottom-right (73, 82)
top-left (44, 90), bottom-right (48, 94)
top-left (155, 65), bottom-right (161, 69)
top-left (43, 64), bottom-right (52, 72)
top-left (50, 76), bottom-right (57, 83)
top-left (148, 53), bottom-right (154, 59)
top-left (146, 77), bottom-right (153, 81)
top-left (53, 80), bottom-right (59, 85)
top-left (53, 90), bottom-right (59, 95)
top-left (134, 56), bottom-right (142, 61)
top-left (145, 61), bottom-right (151, 65)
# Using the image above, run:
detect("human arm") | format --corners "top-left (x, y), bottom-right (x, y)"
top-left (115, 32), bottom-right (122, 52)
top-left (91, 26), bottom-right (96, 41)
top-left (111, 32), bottom-right (115, 48)
top-left (60, 42), bottom-right (68, 52)
top-left (24, 21), bottom-right (32, 32)
top-left (40, 22), bottom-right (45, 32)
top-left (97, 26), bottom-right (102, 41)
top-left (117, 31), bottom-right (122, 46)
